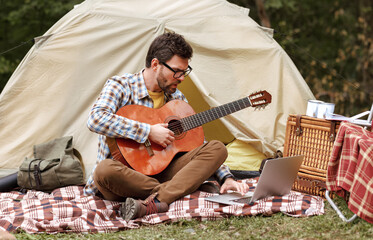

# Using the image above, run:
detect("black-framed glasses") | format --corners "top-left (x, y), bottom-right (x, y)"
top-left (161, 62), bottom-right (192, 79)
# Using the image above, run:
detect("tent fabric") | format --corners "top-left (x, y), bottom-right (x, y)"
top-left (0, 0), bottom-right (314, 178)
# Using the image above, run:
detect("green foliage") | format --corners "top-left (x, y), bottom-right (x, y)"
top-left (274, 0), bottom-right (372, 116)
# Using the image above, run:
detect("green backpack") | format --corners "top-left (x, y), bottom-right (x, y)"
top-left (17, 136), bottom-right (85, 192)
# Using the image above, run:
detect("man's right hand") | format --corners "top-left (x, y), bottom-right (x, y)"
top-left (149, 123), bottom-right (175, 148)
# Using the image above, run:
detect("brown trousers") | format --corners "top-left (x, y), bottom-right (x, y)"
top-left (93, 140), bottom-right (227, 204)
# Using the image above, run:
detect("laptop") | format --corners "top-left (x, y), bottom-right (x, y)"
top-left (205, 155), bottom-right (304, 205)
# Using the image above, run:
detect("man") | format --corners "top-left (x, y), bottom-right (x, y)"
top-left (84, 32), bottom-right (249, 221)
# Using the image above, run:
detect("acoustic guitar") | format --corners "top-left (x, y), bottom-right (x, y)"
top-left (108, 90), bottom-right (272, 175)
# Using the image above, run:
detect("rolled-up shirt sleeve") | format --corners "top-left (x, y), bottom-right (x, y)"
top-left (214, 164), bottom-right (235, 185)
top-left (87, 77), bottom-right (150, 143)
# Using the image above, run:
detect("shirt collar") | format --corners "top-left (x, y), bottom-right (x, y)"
top-left (137, 69), bottom-right (150, 99)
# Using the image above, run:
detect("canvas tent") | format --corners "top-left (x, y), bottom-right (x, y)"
top-left (0, 0), bottom-right (314, 178)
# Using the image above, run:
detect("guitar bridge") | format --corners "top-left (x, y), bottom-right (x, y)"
top-left (144, 139), bottom-right (154, 156)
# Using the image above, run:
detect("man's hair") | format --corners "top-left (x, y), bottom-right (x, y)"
top-left (145, 32), bottom-right (193, 68)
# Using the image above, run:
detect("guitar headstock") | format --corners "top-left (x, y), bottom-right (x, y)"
top-left (249, 90), bottom-right (272, 109)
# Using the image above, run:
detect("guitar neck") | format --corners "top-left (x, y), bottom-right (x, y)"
top-left (181, 97), bottom-right (252, 131)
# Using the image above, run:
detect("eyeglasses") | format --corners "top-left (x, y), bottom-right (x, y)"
top-left (161, 62), bottom-right (192, 79)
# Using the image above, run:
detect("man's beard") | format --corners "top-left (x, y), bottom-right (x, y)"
top-left (157, 71), bottom-right (180, 94)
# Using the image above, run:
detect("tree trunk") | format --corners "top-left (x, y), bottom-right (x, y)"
top-left (255, 0), bottom-right (271, 28)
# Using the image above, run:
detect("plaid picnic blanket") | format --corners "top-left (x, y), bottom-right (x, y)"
top-left (0, 180), bottom-right (324, 234)
top-left (326, 122), bottom-right (373, 224)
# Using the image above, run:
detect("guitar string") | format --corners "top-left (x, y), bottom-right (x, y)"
top-left (166, 97), bottom-right (253, 134)
top-left (171, 98), bottom-right (251, 130)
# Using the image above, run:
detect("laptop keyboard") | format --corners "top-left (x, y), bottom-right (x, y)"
top-left (231, 197), bottom-right (253, 204)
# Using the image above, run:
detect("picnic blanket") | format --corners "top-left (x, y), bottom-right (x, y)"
top-left (0, 179), bottom-right (324, 234)
top-left (326, 122), bottom-right (373, 224)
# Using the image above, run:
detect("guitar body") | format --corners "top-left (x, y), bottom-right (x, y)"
top-left (110, 100), bottom-right (204, 175)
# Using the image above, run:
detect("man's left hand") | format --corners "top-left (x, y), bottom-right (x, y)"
top-left (220, 178), bottom-right (250, 195)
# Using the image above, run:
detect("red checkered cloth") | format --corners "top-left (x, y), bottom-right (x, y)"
top-left (0, 180), bottom-right (324, 234)
top-left (327, 122), bottom-right (373, 224)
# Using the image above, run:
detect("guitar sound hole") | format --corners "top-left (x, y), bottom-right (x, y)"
top-left (168, 119), bottom-right (184, 136)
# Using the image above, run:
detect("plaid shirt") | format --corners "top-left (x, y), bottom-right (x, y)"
top-left (83, 70), bottom-right (233, 196)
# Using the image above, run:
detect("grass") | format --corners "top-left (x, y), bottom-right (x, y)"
top-left (14, 196), bottom-right (372, 240)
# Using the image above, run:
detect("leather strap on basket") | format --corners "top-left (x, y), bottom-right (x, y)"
top-left (295, 114), bottom-right (336, 141)
top-left (295, 114), bottom-right (303, 136)
top-left (329, 121), bottom-right (336, 142)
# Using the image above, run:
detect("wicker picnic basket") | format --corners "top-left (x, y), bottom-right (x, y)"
top-left (283, 114), bottom-right (340, 198)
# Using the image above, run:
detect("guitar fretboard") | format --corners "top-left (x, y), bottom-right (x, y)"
top-left (180, 97), bottom-right (252, 132)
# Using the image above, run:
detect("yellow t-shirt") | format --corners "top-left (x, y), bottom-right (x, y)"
top-left (225, 139), bottom-right (266, 171)
top-left (148, 90), bottom-right (165, 109)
